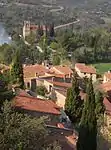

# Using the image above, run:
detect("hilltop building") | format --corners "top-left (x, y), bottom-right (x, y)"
top-left (23, 21), bottom-right (50, 39)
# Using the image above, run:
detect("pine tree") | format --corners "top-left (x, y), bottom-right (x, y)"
top-left (10, 50), bottom-right (24, 89)
top-left (49, 23), bottom-right (55, 37)
top-left (65, 72), bottom-right (83, 124)
top-left (76, 78), bottom-right (97, 150)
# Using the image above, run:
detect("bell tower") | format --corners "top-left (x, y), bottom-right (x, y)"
top-left (23, 21), bottom-right (31, 39)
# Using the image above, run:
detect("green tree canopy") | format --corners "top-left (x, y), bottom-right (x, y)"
top-left (36, 86), bottom-right (48, 96)
top-left (0, 101), bottom-right (61, 150)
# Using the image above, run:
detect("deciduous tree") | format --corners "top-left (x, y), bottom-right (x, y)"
top-left (0, 101), bottom-right (58, 150)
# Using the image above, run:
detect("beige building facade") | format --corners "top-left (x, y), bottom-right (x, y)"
top-left (75, 63), bottom-right (96, 82)
top-left (55, 90), bottom-right (66, 109)
top-left (103, 72), bottom-right (111, 83)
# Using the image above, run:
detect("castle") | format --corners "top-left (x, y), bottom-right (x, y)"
top-left (23, 21), bottom-right (50, 39)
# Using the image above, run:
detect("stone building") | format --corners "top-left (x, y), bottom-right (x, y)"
top-left (23, 21), bottom-right (49, 39)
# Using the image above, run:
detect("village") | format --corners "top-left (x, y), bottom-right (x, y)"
top-left (11, 57), bottom-right (111, 149)
top-left (0, 0), bottom-right (111, 149)
top-left (0, 19), bottom-right (111, 149)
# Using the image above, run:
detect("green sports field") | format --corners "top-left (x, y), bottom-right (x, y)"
top-left (91, 63), bottom-right (111, 74)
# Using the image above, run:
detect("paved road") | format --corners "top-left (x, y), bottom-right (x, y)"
top-left (50, 6), bottom-right (64, 12)
top-left (42, 4), bottom-right (64, 12)
top-left (54, 19), bottom-right (80, 30)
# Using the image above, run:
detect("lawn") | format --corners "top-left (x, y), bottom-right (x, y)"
top-left (91, 63), bottom-right (111, 74)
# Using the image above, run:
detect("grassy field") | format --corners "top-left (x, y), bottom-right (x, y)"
top-left (91, 63), bottom-right (111, 74)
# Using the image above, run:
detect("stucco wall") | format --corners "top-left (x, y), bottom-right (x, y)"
top-left (103, 75), bottom-right (110, 83)
top-left (37, 80), bottom-right (44, 86)
top-left (55, 90), bottom-right (66, 109)
top-left (44, 80), bottom-right (53, 92)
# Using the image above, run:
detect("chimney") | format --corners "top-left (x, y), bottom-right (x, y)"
top-left (23, 64), bottom-right (26, 67)
top-left (64, 75), bottom-right (66, 82)
top-left (52, 77), bottom-right (54, 82)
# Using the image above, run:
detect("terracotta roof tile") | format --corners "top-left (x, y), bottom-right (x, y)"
top-left (99, 82), bottom-right (111, 92)
top-left (14, 94), bottom-right (60, 115)
top-left (23, 64), bottom-right (49, 78)
top-left (46, 79), bottom-right (72, 88)
top-left (104, 97), bottom-right (111, 116)
top-left (75, 63), bottom-right (96, 74)
top-left (30, 25), bottom-right (49, 31)
top-left (51, 66), bottom-right (73, 75)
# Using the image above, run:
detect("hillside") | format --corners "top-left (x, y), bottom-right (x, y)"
top-left (0, 0), bottom-right (111, 34)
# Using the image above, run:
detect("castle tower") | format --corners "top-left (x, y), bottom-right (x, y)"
top-left (23, 21), bottom-right (31, 39)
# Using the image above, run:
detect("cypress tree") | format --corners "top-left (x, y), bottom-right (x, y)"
top-left (95, 91), bottom-right (105, 119)
top-left (76, 78), bottom-right (97, 150)
top-left (40, 25), bottom-right (44, 36)
top-left (45, 25), bottom-right (48, 37)
top-left (37, 24), bottom-right (41, 36)
top-left (10, 50), bottom-right (24, 89)
top-left (65, 72), bottom-right (83, 124)
top-left (49, 23), bottom-right (55, 37)
top-left (37, 24), bottom-right (44, 37)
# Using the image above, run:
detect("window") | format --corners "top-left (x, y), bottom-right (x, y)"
top-left (27, 82), bottom-right (30, 89)
top-left (49, 85), bottom-right (52, 92)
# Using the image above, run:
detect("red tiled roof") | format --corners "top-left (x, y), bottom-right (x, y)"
top-left (104, 72), bottom-right (111, 80)
top-left (45, 72), bottom-right (65, 78)
top-left (23, 64), bottom-right (49, 78)
top-left (14, 95), bottom-right (61, 115)
top-left (46, 79), bottom-right (72, 88)
top-left (99, 82), bottom-right (111, 92)
top-left (46, 71), bottom-right (71, 78)
top-left (51, 66), bottom-right (73, 75)
top-left (104, 97), bottom-right (111, 116)
top-left (30, 25), bottom-right (49, 31)
top-left (75, 63), bottom-right (96, 74)
top-left (30, 25), bottom-right (38, 30)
